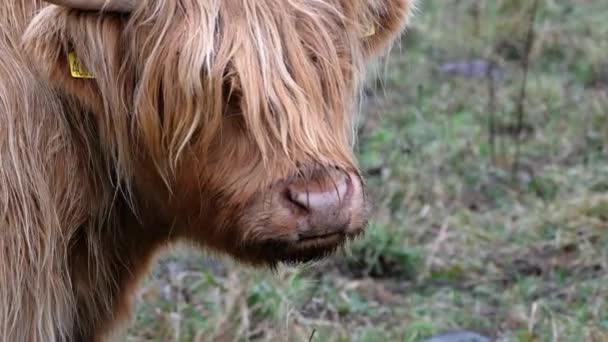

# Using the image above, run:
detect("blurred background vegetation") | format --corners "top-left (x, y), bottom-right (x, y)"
top-left (128, 0), bottom-right (608, 340)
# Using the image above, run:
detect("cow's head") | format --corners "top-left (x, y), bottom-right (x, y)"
top-left (26, 0), bottom-right (414, 265)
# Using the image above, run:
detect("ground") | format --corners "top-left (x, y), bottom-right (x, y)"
top-left (127, 1), bottom-right (608, 341)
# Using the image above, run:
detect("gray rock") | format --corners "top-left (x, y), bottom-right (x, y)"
top-left (421, 330), bottom-right (492, 342)
top-left (439, 59), bottom-right (504, 81)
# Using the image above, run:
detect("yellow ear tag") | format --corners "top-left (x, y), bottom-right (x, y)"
top-left (68, 52), bottom-right (95, 79)
top-left (362, 24), bottom-right (376, 38)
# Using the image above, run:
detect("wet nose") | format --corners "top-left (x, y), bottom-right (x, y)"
top-left (284, 171), bottom-right (353, 239)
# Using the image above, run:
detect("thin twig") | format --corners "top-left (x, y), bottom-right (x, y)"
top-left (308, 328), bottom-right (317, 342)
top-left (512, 0), bottom-right (540, 179)
top-left (487, 59), bottom-right (498, 163)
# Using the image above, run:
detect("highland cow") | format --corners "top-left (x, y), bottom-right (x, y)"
top-left (0, 0), bottom-right (413, 340)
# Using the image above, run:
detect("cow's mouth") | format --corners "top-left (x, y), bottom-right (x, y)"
top-left (297, 231), bottom-right (345, 245)
top-left (244, 228), bottom-right (362, 265)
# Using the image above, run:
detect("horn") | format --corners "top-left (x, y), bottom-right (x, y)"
top-left (45, 0), bottom-right (136, 12)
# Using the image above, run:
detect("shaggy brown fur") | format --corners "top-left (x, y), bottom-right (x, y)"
top-left (0, 0), bottom-right (414, 340)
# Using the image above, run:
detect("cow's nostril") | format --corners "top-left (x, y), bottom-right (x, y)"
top-left (284, 171), bottom-right (353, 238)
top-left (287, 173), bottom-right (351, 212)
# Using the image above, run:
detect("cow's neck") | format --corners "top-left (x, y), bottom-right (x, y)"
top-left (67, 193), bottom-right (171, 341)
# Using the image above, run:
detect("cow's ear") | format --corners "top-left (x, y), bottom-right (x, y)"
top-left (23, 5), bottom-right (132, 115)
top-left (356, 0), bottom-right (416, 58)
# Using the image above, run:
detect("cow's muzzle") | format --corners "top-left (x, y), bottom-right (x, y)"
top-left (283, 170), bottom-right (359, 241)
top-left (245, 168), bottom-right (367, 263)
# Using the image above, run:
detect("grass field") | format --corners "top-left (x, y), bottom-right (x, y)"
top-left (128, 1), bottom-right (608, 341)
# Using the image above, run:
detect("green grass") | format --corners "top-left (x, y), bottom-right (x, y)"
top-left (128, 0), bottom-right (608, 341)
